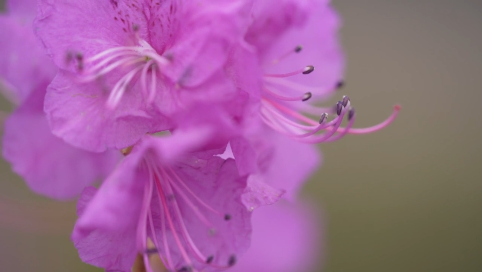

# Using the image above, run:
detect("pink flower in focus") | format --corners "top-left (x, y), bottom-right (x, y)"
top-left (35, 0), bottom-right (249, 152)
top-left (73, 135), bottom-right (252, 272)
top-left (231, 0), bottom-right (400, 144)
top-left (0, 0), bottom-right (120, 199)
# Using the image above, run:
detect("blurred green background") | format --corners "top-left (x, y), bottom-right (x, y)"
top-left (1, 0), bottom-right (481, 271)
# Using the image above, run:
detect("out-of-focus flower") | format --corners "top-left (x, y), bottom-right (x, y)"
top-left (34, 0), bottom-right (250, 152)
top-left (73, 135), bottom-right (253, 272)
top-left (229, 200), bottom-right (321, 272)
top-left (0, 0), bottom-right (120, 199)
top-left (230, 129), bottom-right (321, 204)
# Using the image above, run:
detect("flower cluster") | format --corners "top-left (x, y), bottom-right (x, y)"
top-left (0, 0), bottom-right (399, 271)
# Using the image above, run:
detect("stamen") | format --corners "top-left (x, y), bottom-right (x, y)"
top-left (326, 105), bottom-right (401, 135)
top-left (342, 95), bottom-right (350, 107)
top-left (263, 87), bottom-right (312, 102)
top-left (264, 65), bottom-right (315, 78)
top-left (348, 107), bottom-right (355, 121)
top-left (336, 101), bottom-right (343, 115)
top-left (228, 255), bottom-right (237, 267)
top-left (319, 113), bottom-right (328, 124)
top-left (206, 256), bottom-right (214, 264)
top-left (106, 65), bottom-right (144, 108)
top-left (76, 53), bottom-right (84, 71)
top-left (224, 214), bottom-right (232, 221)
top-left (153, 174), bottom-right (193, 267)
top-left (302, 65), bottom-right (315, 75)
top-left (168, 168), bottom-right (224, 217)
top-left (302, 92), bottom-right (312, 101)
top-left (272, 45), bottom-right (303, 64)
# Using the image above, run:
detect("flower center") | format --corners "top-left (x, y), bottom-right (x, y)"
top-left (259, 45), bottom-right (401, 143)
top-left (71, 37), bottom-right (169, 109)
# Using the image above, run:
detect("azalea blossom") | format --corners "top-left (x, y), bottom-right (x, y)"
top-left (35, 0), bottom-right (251, 152)
top-left (229, 0), bottom-right (400, 145)
top-left (0, 0), bottom-right (120, 199)
top-left (73, 135), bottom-right (253, 272)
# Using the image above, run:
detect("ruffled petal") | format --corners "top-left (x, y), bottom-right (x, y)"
top-left (2, 87), bottom-right (120, 200)
top-left (35, 0), bottom-right (145, 71)
top-left (74, 186), bottom-right (137, 272)
top-left (44, 70), bottom-right (170, 152)
top-left (0, 16), bottom-right (56, 104)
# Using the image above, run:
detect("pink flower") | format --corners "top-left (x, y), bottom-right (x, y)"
top-left (0, 0), bottom-right (120, 199)
top-left (231, 129), bottom-right (321, 205)
top-left (229, 200), bottom-right (321, 272)
top-left (34, 0), bottom-right (249, 152)
top-left (232, 0), bottom-right (400, 144)
top-left (73, 135), bottom-right (252, 272)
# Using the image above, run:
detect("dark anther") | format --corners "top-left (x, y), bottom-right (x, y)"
top-left (145, 248), bottom-right (158, 255)
top-left (75, 53), bottom-right (84, 71)
top-left (336, 101), bottom-right (343, 116)
top-left (302, 65), bottom-right (315, 75)
top-left (302, 92), bottom-right (312, 102)
top-left (206, 255), bottom-right (214, 264)
top-left (348, 108), bottom-right (355, 121)
top-left (342, 95), bottom-right (350, 107)
top-left (75, 53), bottom-right (83, 61)
top-left (319, 113), bottom-right (328, 124)
top-left (228, 255), bottom-right (237, 267)
top-left (294, 45), bottom-right (303, 53)
top-left (132, 24), bottom-right (139, 32)
top-left (177, 266), bottom-right (192, 272)
top-left (224, 214), bottom-right (232, 221)
top-left (336, 81), bottom-right (345, 89)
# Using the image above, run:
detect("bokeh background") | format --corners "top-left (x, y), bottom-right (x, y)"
top-left (1, 0), bottom-right (481, 271)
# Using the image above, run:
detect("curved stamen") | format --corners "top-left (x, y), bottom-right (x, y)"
top-left (262, 100), bottom-right (350, 142)
top-left (148, 65), bottom-right (158, 103)
top-left (261, 94), bottom-right (397, 144)
top-left (160, 169), bottom-right (210, 266)
top-left (272, 45), bottom-right (303, 64)
top-left (73, 39), bottom-right (169, 109)
top-left (154, 174), bottom-right (194, 268)
top-left (87, 46), bottom-right (143, 62)
top-left (84, 51), bottom-right (140, 75)
top-left (168, 168), bottom-right (224, 217)
top-left (106, 65), bottom-right (145, 108)
top-left (325, 105), bottom-right (401, 135)
top-left (264, 65), bottom-right (314, 78)
top-left (263, 86), bottom-right (312, 102)
top-left (80, 56), bottom-right (144, 82)
top-left (324, 108), bottom-right (356, 142)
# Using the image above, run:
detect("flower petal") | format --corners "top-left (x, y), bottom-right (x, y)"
top-left (73, 186), bottom-right (137, 272)
top-left (230, 201), bottom-right (321, 272)
top-left (44, 70), bottom-right (170, 152)
top-left (0, 16), bottom-right (56, 104)
top-left (2, 87), bottom-right (120, 200)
